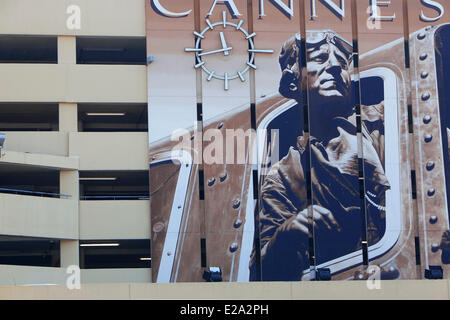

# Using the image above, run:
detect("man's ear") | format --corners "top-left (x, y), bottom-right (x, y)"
top-left (279, 33), bottom-right (302, 100)
top-left (279, 68), bottom-right (302, 100)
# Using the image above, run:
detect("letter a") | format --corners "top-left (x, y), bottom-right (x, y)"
top-left (207, 0), bottom-right (242, 17)
top-left (66, 5), bottom-right (81, 30)
top-left (66, 265), bottom-right (81, 290)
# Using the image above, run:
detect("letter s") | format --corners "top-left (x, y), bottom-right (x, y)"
top-left (151, 0), bottom-right (192, 18)
top-left (420, 0), bottom-right (444, 22)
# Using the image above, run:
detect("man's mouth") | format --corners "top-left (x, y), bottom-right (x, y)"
top-left (319, 78), bottom-right (348, 94)
top-left (320, 79), bottom-right (339, 90)
top-left (320, 78), bottom-right (337, 85)
top-left (321, 78), bottom-right (334, 83)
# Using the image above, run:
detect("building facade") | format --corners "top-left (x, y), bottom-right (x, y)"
top-left (0, 0), bottom-right (449, 287)
top-left (0, 0), bottom-right (151, 285)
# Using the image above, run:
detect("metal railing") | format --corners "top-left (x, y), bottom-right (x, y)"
top-left (0, 188), bottom-right (149, 200)
top-left (0, 187), bottom-right (71, 199)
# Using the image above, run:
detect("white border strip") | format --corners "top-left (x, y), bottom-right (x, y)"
top-left (363, 67), bottom-right (401, 261)
top-left (154, 150), bottom-right (193, 283)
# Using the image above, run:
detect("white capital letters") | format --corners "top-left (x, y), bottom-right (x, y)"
top-left (207, 0), bottom-right (242, 17)
top-left (311, 0), bottom-right (345, 20)
top-left (260, 0), bottom-right (294, 18)
top-left (151, 0), bottom-right (192, 18)
top-left (370, 0), bottom-right (396, 21)
top-left (367, 5), bottom-right (382, 29)
top-left (420, 0), bottom-right (444, 22)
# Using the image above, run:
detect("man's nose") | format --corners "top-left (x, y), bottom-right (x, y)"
top-left (325, 54), bottom-right (341, 76)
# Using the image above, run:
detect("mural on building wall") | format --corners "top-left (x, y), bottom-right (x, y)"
top-left (146, 0), bottom-right (450, 282)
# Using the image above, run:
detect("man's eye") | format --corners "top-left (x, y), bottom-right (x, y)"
top-left (338, 57), bottom-right (348, 69)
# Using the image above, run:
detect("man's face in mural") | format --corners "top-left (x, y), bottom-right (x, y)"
top-left (307, 42), bottom-right (351, 102)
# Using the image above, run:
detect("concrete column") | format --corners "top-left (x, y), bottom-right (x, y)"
top-left (60, 170), bottom-right (80, 268)
top-left (59, 103), bottom-right (77, 157)
top-left (60, 240), bottom-right (80, 268)
top-left (57, 37), bottom-right (77, 151)
top-left (58, 37), bottom-right (78, 160)
top-left (59, 103), bottom-right (78, 133)
top-left (61, 170), bottom-right (79, 199)
top-left (57, 36), bottom-right (76, 65)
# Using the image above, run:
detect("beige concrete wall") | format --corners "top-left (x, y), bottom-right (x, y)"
top-left (0, 64), bottom-right (147, 103)
top-left (0, 150), bottom-right (78, 170)
top-left (79, 200), bottom-right (150, 239)
top-left (0, 265), bottom-right (67, 286)
top-left (0, 280), bottom-right (448, 300)
top-left (3, 124), bottom-right (148, 166)
top-left (0, 265), bottom-right (150, 286)
top-left (81, 269), bottom-right (151, 284)
top-left (0, 0), bottom-right (151, 288)
top-left (3, 132), bottom-right (69, 156)
top-left (0, 0), bottom-right (145, 36)
top-left (69, 132), bottom-right (149, 170)
top-left (0, 193), bottom-right (78, 239)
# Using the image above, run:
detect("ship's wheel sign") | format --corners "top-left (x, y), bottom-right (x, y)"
top-left (185, 11), bottom-right (274, 90)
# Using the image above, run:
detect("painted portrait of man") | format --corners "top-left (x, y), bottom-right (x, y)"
top-left (250, 31), bottom-right (390, 281)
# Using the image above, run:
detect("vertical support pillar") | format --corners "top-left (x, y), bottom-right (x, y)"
top-left (58, 36), bottom-right (77, 65)
top-left (60, 170), bottom-right (79, 268)
top-left (59, 103), bottom-right (78, 133)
